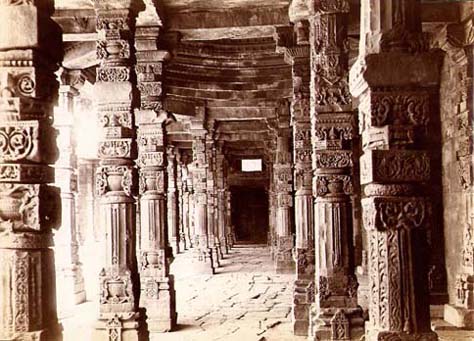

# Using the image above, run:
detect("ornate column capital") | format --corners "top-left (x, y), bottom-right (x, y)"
top-left (308, 0), bottom-right (349, 15)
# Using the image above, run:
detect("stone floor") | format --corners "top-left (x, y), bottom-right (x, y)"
top-left (62, 244), bottom-right (303, 341)
top-left (61, 244), bottom-right (473, 341)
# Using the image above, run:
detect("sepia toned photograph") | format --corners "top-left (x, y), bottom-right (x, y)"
top-left (0, 0), bottom-right (473, 340)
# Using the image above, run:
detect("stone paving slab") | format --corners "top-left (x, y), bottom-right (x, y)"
top-left (61, 244), bottom-right (473, 341)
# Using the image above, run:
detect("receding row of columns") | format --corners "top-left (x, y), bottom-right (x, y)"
top-left (1, 0), bottom-right (471, 340)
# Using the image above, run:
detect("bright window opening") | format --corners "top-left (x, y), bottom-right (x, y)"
top-left (241, 159), bottom-right (262, 172)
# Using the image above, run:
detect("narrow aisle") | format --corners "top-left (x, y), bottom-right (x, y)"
top-left (154, 244), bottom-right (305, 341)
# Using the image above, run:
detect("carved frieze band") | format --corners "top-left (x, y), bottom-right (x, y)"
top-left (362, 197), bottom-right (429, 232)
top-left (361, 150), bottom-right (430, 184)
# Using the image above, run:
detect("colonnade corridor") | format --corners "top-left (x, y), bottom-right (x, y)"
top-left (2, 1), bottom-right (474, 341)
top-left (61, 244), bottom-right (302, 341)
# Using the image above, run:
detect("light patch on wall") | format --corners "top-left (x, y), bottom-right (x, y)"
top-left (241, 159), bottom-right (262, 172)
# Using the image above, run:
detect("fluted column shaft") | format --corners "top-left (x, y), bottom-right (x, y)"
top-left (0, 1), bottom-right (63, 340)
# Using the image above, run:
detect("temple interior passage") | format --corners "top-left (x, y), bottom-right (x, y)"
top-left (231, 187), bottom-right (269, 244)
top-left (1, 0), bottom-right (474, 341)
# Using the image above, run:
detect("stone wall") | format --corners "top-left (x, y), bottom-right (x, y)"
top-left (437, 29), bottom-right (470, 304)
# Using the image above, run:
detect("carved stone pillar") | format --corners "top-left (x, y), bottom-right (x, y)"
top-left (444, 17), bottom-right (474, 329)
top-left (180, 156), bottom-right (193, 249)
top-left (273, 106), bottom-right (295, 274)
top-left (167, 146), bottom-right (180, 254)
top-left (54, 69), bottom-right (87, 312)
top-left (307, 1), bottom-right (363, 339)
top-left (188, 166), bottom-right (196, 248)
top-left (92, 1), bottom-right (146, 339)
top-left (134, 22), bottom-right (177, 332)
top-left (206, 136), bottom-right (221, 266)
top-left (268, 185), bottom-right (277, 257)
top-left (225, 187), bottom-right (234, 249)
top-left (350, 0), bottom-right (441, 339)
top-left (216, 145), bottom-right (227, 257)
top-left (176, 154), bottom-right (187, 251)
top-left (0, 1), bottom-right (62, 339)
top-left (276, 22), bottom-right (315, 335)
top-left (191, 117), bottom-right (215, 274)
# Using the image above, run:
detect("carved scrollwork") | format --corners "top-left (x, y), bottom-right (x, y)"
top-left (96, 66), bottom-right (130, 82)
top-left (361, 150), bottom-right (430, 184)
top-left (99, 111), bottom-right (132, 129)
top-left (0, 184), bottom-right (60, 232)
top-left (363, 197), bottom-right (429, 232)
top-left (137, 81), bottom-right (162, 98)
top-left (98, 139), bottom-right (132, 158)
top-left (313, 0), bottom-right (350, 14)
top-left (315, 174), bottom-right (353, 196)
top-left (0, 124), bottom-right (34, 162)
top-left (370, 92), bottom-right (431, 127)
top-left (315, 150), bottom-right (353, 168)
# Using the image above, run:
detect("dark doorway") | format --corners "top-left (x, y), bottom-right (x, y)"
top-left (231, 187), bottom-right (268, 244)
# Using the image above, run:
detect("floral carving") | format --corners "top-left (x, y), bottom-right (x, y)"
top-left (315, 150), bottom-right (352, 168)
top-left (315, 174), bottom-right (353, 196)
top-left (364, 197), bottom-right (429, 232)
top-left (370, 92), bottom-right (431, 127)
top-left (96, 67), bottom-right (130, 82)
top-left (361, 150), bottom-right (430, 184)
top-left (0, 124), bottom-right (35, 162)
top-left (98, 139), bottom-right (132, 158)
top-left (313, 0), bottom-right (350, 14)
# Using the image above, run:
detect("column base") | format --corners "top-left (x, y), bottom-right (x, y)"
top-left (212, 245), bottom-right (221, 267)
top-left (170, 238), bottom-right (180, 255)
top-left (1, 325), bottom-right (63, 341)
top-left (179, 233), bottom-right (187, 251)
top-left (56, 266), bottom-right (87, 312)
top-left (93, 312), bottom-right (146, 341)
top-left (444, 304), bottom-right (474, 329)
top-left (217, 241), bottom-right (224, 259)
top-left (365, 328), bottom-right (438, 341)
top-left (140, 275), bottom-right (177, 333)
top-left (190, 248), bottom-right (215, 274)
top-left (292, 279), bottom-right (313, 336)
top-left (311, 308), bottom-right (364, 341)
top-left (274, 258), bottom-right (295, 274)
